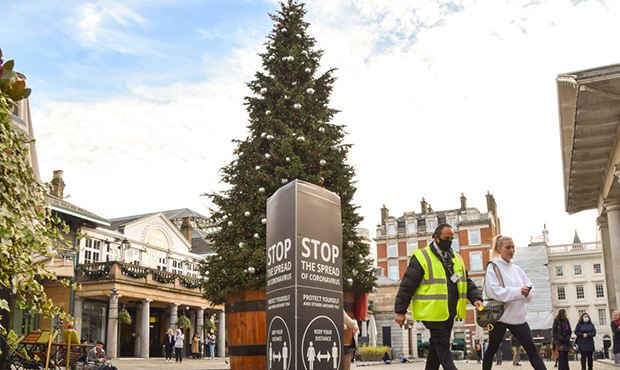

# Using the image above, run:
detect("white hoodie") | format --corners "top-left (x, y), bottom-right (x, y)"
top-left (484, 258), bottom-right (534, 325)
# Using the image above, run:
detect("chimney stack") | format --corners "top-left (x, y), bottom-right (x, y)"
top-left (421, 198), bottom-right (428, 215)
top-left (460, 193), bottom-right (467, 211)
top-left (486, 191), bottom-right (497, 216)
top-left (50, 170), bottom-right (65, 198)
top-left (380, 205), bottom-right (389, 226)
top-left (180, 217), bottom-right (193, 243)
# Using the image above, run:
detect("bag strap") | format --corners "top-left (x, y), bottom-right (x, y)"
top-left (489, 262), bottom-right (505, 288)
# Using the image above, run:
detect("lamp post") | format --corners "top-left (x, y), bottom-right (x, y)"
top-left (117, 238), bottom-right (130, 262)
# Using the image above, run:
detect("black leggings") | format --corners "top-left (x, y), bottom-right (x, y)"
top-left (482, 322), bottom-right (546, 370)
top-left (580, 351), bottom-right (593, 370)
top-left (175, 347), bottom-right (183, 362)
top-left (165, 346), bottom-right (173, 360)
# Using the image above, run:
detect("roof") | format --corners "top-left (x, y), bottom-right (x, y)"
top-left (46, 194), bottom-right (110, 227)
top-left (190, 228), bottom-right (214, 255)
top-left (557, 64), bottom-right (620, 213)
top-left (394, 208), bottom-right (490, 227)
top-left (110, 208), bottom-right (208, 229)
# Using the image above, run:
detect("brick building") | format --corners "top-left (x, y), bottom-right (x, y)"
top-left (374, 193), bottom-right (500, 350)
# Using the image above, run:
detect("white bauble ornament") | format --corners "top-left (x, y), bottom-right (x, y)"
top-left (306, 88), bottom-right (315, 94)
top-left (301, 50), bottom-right (308, 56)
top-left (254, 233), bottom-right (260, 239)
top-left (294, 103), bottom-right (302, 109)
top-left (346, 278), bottom-right (354, 285)
top-left (261, 218), bottom-right (267, 224)
top-left (296, 33), bottom-right (302, 39)
top-left (288, 56), bottom-right (294, 61)
top-left (281, 28), bottom-right (287, 33)
top-left (255, 165), bottom-right (261, 170)
top-left (284, 95), bottom-right (290, 100)
top-left (222, 215), bottom-right (228, 220)
top-left (266, 110), bottom-right (271, 115)
top-left (292, 81), bottom-right (297, 86)
top-left (305, 67), bottom-right (311, 73)
top-left (347, 241), bottom-right (354, 247)
top-left (227, 221), bottom-right (233, 226)
top-left (318, 127), bottom-right (325, 133)
top-left (268, 55), bottom-right (275, 61)
top-left (352, 269), bottom-right (358, 277)
top-left (281, 56), bottom-right (288, 61)
top-left (248, 266), bottom-right (256, 275)
top-left (281, 178), bottom-right (288, 184)
top-left (285, 157), bottom-right (291, 162)
top-left (244, 211), bottom-right (251, 217)
top-left (265, 153), bottom-right (271, 159)
top-left (297, 136), bottom-right (305, 142)
top-left (266, 134), bottom-right (274, 140)
top-left (239, 242), bottom-right (245, 248)
top-left (259, 187), bottom-right (265, 193)
top-left (261, 132), bottom-right (267, 137)
top-left (260, 87), bottom-right (267, 94)
top-left (239, 151), bottom-right (244, 156)
top-left (233, 160), bottom-right (238, 166)
top-left (319, 159), bottom-right (326, 166)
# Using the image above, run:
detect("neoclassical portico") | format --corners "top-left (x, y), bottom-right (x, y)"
top-left (557, 64), bottom-right (620, 311)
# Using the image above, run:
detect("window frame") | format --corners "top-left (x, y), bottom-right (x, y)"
top-left (468, 229), bottom-right (481, 246)
top-left (557, 286), bottom-right (566, 300)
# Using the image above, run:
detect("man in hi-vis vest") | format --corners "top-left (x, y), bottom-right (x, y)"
top-left (394, 223), bottom-right (483, 370)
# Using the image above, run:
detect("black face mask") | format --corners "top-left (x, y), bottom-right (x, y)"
top-left (438, 238), bottom-right (452, 251)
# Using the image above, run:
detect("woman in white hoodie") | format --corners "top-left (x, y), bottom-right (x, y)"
top-left (481, 235), bottom-right (547, 370)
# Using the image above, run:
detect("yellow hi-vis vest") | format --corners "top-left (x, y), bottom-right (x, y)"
top-left (410, 247), bottom-right (468, 321)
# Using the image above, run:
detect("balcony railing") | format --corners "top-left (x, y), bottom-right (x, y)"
top-left (78, 261), bottom-right (202, 290)
top-left (548, 242), bottom-right (601, 255)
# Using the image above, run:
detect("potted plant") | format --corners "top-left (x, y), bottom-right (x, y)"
top-left (118, 309), bottom-right (132, 325)
top-left (177, 315), bottom-right (191, 331)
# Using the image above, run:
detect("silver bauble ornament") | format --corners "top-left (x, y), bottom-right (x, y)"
top-left (255, 165), bottom-right (261, 170)
top-left (318, 127), bottom-right (325, 133)
top-left (227, 221), bottom-right (233, 226)
top-left (281, 56), bottom-right (288, 61)
top-left (285, 157), bottom-right (291, 162)
top-left (238, 242), bottom-right (245, 248)
top-left (261, 132), bottom-right (267, 137)
top-left (269, 55), bottom-right (275, 60)
top-left (222, 215), bottom-right (228, 220)
top-left (301, 50), bottom-right (308, 56)
top-left (265, 153), bottom-right (271, 159)
top-left (294, 103), bottom-right (302, 109)
top-left (259, 187), bottom-right (265, 193)
top-left (320, 159), bottom-right (326, 166)
top-left (306, 88), bottom-right (315, 94)
top-left (292, 81), bottom-right (297, 86)
top-left (266, 134), bottom-right (274, 140)
top-left (281, 28), bottom-right (287, 33)
top-left (284, 95), bottom-right (290, 99)
top-left (239, 151), bottom-right (244, 156)
top-left (296, 33), bottom-right (302, 39)
top-left (297, 136), bottom-right (305, 142)
top-left (305, 67), bottom-right (311, 73)
top-left (244, 211), bottom-right (251, 217)
top-left (254, 233), bottom-right (260, 239)
top-left (347, 278), bottom-right (354, 285)
top-left (260, 87), bottom-right (267, 94)
top-left (261, 218), bottom-right (267, 224)
top-left (248, 267), bottom-right (256, 275)
top-left (266, 110), bottom-right (271, 115)
top-left (288, 56), bottom-right (295, 61)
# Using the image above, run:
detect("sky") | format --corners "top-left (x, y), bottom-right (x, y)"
top-left (2, 0), bottom-right (618, 248)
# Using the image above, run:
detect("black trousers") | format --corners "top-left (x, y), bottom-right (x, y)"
top-left (558, 350), bottom-right (569, 370)
top-left (175, 347), bottom-right (183, 362)
top-left (482, 322), bottom-right (546, 370)
top-left (423, 319), bottom-right (457, 370)
top-left (165, 346), bottom-right (173, 360)
top-left (580, 351), bottom-right (593, 370)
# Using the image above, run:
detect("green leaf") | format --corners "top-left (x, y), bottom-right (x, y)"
top-left (0, 299), bottom-right (9, 312)
top-left (3, 60), bottom-right (14, 72)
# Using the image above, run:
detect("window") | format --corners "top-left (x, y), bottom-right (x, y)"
top-left (468, 229), bottom-right (481, 246)
top-left (555, 266), bottom-right (564, 277)
top-left (447, 216), bottom-right (458, 229)
top-left (406, 221), bottom-right (417, 235)
top-left (407, 241), bottom-right (418, 256)
top-left (124, 248), bottom-right (141, 265)
top-left (157, 253), bottom-right (168, 271)
top-left (557, 287), bottom-right (566, 300)
top-left (574, 265), bottom-right (582, 275)
top-left (578, 309), bottom-right (587, 317)
top-left (596, 284), bottom-right (605, 298)
top-left (426, 219), bottom-right (437, 232)
top-left (576, 285), bottom-right (585, 299)
top-left (387, 224), bottom-right (397, 237)
top-left (593, 263), bottom-right (602, 274)
top-left (387, 244), bottom-right (398, 258)
top-left (388, 260), bottom-right (399, 281)
top-left (452, 236), bottom-right (460, 252)
top-left (171, 260), bottom-right (183, 274)
top-left (599, 309), bottom-right (607, 326)
top-left (470, 252), bottom-right (483, 271)
top-left (83, 239), bottom-right (101, 264)
top-left (82, 301), bottom-right (107, 343)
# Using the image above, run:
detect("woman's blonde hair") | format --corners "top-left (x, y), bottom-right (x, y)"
top-left (168, 328), bottom-right (174, 335)
top-left (490, 235), bottom-right (513, 261)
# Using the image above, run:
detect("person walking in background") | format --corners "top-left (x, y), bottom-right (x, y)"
top-left (495, 340), bottom-right (503, 366)
top-left (612, 310), bottom-right (620, 364)
top-left (164, 328), bottom-right (174, 363)
top-left (480, 235), bottom-right (546, 370)
top-left (476, 342), bottom-right (482, 364)
top-left (575, 312), bottom-right (596, 370)
top-left (395, 224), bottom-right (483, 370)
top-left (174, 328), bottom-right (184, 363)
top-left (206, 329), bottom-right (216, 359)
top-left (191, 333), bottom-right (201, 359)
top-left (553, 309), bottom-right (571, 370)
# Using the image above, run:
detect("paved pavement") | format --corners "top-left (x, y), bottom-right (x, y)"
top-left (110, 358), bottom-right (619, 369)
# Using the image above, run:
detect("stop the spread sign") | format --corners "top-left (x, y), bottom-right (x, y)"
top-left (266, 180), bottom-right (343, 370)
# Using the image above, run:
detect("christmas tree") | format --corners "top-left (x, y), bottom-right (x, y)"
top-left (201, 0), bottom-right (375, 305)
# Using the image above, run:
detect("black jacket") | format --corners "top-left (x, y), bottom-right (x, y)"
top-left (574, 321), bottom-right (596, 352)
top-left (612, 319), bottom-right (620, 354)
top-left (164, 334), bottom-right (175, 349)
top-left (553, 319), bottom-right (572, 349)
top-left (394, 243), bottom-right (482, 318)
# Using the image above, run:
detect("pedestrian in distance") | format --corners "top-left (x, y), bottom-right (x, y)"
top-left (164, 328), bottom-right (174, 363)
top-left (553, 309), bottom-right (571, 370)
top-left (481, 235), bottom-right (546, 370)
top-left (574, 312), bottom-right (596, 370)
top-left (476, 342), bottom-right (482, 364)
top-left (394, 223), bottom-right (483, 370)
top-left (174, 328), bottom-right (184, 363)
top-left (612, 310), bottom-right (620, 364)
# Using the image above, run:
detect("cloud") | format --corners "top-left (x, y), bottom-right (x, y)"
top-left (73, 1), bottom-right (157, 56)
top-left (32, 0), bottom-right (619, 248)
